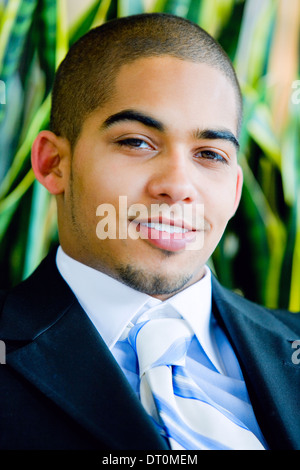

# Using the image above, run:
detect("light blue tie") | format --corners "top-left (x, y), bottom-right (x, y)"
top-left (127, 316), bottom-right (265, 450)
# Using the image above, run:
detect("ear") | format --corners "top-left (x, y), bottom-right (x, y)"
top-left (31, 130), bottom-right (71, 195)
top-left (231, 164), bottom-right (243, 217)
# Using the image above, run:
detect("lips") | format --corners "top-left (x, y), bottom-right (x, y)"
top-left (129, 218), bottom-right (200, 252)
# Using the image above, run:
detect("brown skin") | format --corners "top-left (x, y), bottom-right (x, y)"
top-left (31, 57), bottom-right (243, 299)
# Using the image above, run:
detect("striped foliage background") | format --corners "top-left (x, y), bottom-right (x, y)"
top-left (0, 0), bottom-right (299, 311)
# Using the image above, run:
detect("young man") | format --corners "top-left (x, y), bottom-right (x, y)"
top-left (0, 13), bottom-right (299, 450)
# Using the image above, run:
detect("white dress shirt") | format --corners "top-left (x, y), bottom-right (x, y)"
top-left (56, 246), bottom-right (224, 372)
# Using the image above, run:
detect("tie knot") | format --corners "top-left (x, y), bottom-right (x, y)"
top-left (128, 317), bottom-right (194, 377)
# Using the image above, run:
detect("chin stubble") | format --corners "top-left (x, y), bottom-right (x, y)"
top-left (115, 263), bottom-right (193, 296)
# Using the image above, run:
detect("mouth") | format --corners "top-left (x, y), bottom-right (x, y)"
top-left (129, 217), bottom-right (202, 252)
top-left (140, 221), bottom-right (191, 234)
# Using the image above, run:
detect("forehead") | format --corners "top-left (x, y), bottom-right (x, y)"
top-left (93, 56), bottom-right (239, 136)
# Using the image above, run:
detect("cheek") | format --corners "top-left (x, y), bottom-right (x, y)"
top-left (202, 178), bottom-right (238, 224)
top-left (74, 169), bottom-right (145, 227)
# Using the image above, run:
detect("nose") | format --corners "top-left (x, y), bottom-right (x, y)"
top-left (146, 150), bottom-right (198, 204)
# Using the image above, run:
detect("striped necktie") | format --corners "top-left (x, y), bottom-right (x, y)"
top-left (127, 316), bottom-right (265, 450)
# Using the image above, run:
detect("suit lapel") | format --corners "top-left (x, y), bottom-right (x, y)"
top-left (211, 276), bottom-right (300, 450)
top-left (2, 251), bottom-right (169, 450)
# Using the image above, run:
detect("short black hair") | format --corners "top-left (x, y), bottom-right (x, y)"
top-left (50, 13), bottom-right (242, 148)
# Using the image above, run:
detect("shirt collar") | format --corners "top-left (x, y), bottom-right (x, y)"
top-left (56, 246), bottom-right (219, 368)
top-left (56, 246), bottom-right (152, 348)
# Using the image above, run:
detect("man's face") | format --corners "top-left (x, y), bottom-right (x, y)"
top-left (59, 56), bottom-right (243, 298)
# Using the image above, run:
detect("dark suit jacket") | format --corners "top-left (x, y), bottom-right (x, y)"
top-left (0, 249), bottom-right (299, 450)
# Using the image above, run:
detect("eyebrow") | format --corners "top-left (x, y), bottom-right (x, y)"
top-left (101, 108), bottom-right (239, 150)
top-left (101, 109), bottom-right (165, 132)
top-left (193, 128), bottom-right (240, 151)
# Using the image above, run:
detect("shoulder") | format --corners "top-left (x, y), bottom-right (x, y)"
top-left (0, 289), bottom-right (9, 326)
top-left (211, 274), bottom-right (300, 336)
top-left (0, 289), bottom-right (8, 309)
top-left (0, 248), bottom-right (76, 342)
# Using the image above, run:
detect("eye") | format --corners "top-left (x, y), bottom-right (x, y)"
top-left (116, 138), bottom-right (153, 150)
top-left (194, 149), bottom-right (227, 164)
